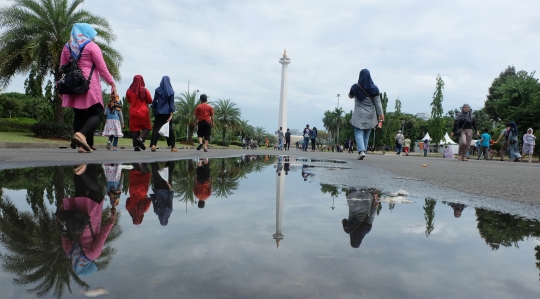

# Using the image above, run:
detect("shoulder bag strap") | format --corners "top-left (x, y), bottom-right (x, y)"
top-left (356, 83), bottom-right (373, 101)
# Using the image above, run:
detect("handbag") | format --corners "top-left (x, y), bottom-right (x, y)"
top-left (57, 45), bottom-right (95, 95)
top-left (454, 121), bottom-right (466, 136)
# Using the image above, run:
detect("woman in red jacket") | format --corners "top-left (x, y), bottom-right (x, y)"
top-left (126, 75), bottom-right (152, 151)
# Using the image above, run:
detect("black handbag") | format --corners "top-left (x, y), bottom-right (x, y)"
top-left (57, 45), bottom-right (95, 95)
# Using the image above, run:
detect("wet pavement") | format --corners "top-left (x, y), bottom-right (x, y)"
top-left (1, 156), bottom-right (539, 299)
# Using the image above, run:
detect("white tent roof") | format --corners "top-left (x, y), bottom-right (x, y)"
top-left (421, 132), bottom-right (431, 141)
top-left (441, 132), bottom-right (457, 145)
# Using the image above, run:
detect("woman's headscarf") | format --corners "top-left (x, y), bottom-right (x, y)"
top-left (128, 75), bottom-right (147, 101)
top-left (350, 69), bottom-right (380, 101)
top-left (155, 76), bottom-right (174, 98)
top-left (506, 121), bottom-right (518, 136)
top-left (456, 104), bottom-right (473, 123)
top-left (67, 23), bottom-right (97, 59)
top-left (527, 128), bottom-right (533, 135)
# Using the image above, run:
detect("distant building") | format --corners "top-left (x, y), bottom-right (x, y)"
top-left (289, 129), bottom-right (300, 136)
top-left (416, 112), bottom-right (430, 120)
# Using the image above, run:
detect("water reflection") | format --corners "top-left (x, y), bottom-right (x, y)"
top-left (342, 188), bottom-right (380, 248)
top-left (1, 157), bottom-right (540, 298)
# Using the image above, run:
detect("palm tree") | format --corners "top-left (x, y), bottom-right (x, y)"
top-left (213, 99), bottom-right (241, 142)
top-left (253, 126), bottom-right (267, 143)
top-left (174, 91), bottom-right (198, 143)
top-left (322, 108), bottom-right (345, 144)
top-left (236, 119), bottom-right (254, 139)
top-left (0, 0), bottom-right (123, 122)
top-left (0, 196), bottom-right (121, 299)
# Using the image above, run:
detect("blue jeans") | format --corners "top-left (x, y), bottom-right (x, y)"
top-left (396, 144), bottom-right (402, 154)
top-left (303, 137), bottom-right (309, 151)
top-left (108, 136), bottom-right (118, 147)
top-left (278, 139), bottom-right (283, 150)
top-left (354, 128), bottom-right (371, 153)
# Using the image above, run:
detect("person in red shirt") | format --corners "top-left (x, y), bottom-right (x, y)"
top-left (194, 94), bottom-right (214, 152)
top-left (193, 158), bottom-right (212, 208)
top-left (126, 75), bottom-right (153, 151)
top-left (126, 163), bottom-right (152, 225)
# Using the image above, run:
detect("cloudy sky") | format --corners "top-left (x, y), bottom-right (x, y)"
top-left (2, 0), bottom-right (539, 133)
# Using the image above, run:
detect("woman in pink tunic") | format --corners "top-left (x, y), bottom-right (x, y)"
top-left (60, 23), bottom-right (116, 153)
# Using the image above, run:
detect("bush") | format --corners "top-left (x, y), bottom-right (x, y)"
top-left (30, 122), bottom-right (73, 140)
top-left (230, 141), bottom-right (242, 146)
top-left (216, 141), bottom-right (229, 146)
top-left (0, 118), bottom-right (38, 132)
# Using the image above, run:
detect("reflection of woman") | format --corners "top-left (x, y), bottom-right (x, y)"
top-left (126, 163), bottom-right (152, 225)
top-left (60, 165), bottom-right (116, 276)
top-left (103, 164), bottom-right (124, 207)
top-left (342, 189), bottom-right (379, 248)
top-left (451, 104), bottom-right (478, 161)
top-left (61, 23), bottom-right (116, 153)
top-left (127, 75), bottom-right (153, 151)
top-left (150, 162), bottom-right (174, 226)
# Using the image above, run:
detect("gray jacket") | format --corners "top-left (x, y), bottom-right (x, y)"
top-left (348, 93), bottom-right (383, 130)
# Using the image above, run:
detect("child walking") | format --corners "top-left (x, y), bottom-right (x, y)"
top-left (102, 95), bottom-right (124, 150)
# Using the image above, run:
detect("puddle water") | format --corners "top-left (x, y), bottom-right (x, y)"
top-left (0, 156), bottom-right (539, 299)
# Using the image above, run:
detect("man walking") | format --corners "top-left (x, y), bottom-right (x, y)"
top-left (402, 136), bottom-right (411, 156)
top-left (194, 94), bottom-right (214, 152)
top-left (395, 130), bottom-right (404, 155)
top-left (277, 127), bottom-right (284, 150)
top-left (285, 128), bottom-right (291, 151)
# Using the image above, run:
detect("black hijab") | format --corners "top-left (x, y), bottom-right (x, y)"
top-left (350, 69), bottom-right (380, 101)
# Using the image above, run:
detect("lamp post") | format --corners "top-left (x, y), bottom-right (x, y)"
top-left (401, 120), bottom-right (405, 135)
top-left (336, 94), bottom-right (340, 145)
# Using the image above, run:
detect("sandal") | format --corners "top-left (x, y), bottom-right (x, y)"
top-left (72, 132), bottom-right (92, 152)
top-left (74, 165), bottom-right (87, 175)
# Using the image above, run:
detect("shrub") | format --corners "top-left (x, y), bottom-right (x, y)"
top-left (30, 122), bottom-right (73, 140)
top-left (216, 141), bottom-right (229, 146)
top-left (0, 118), bottom-right (37, 132)
top-left (230, 141), bottom-right (242, 146)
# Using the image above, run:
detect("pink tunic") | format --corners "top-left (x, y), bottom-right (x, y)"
top-left (60, 42), bottom-right (115, 109)
top-left (62, 197), bottom-right (114, 261)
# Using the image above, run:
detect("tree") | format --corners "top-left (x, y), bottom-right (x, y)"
top-left (253, 126), bottom-right (267, 143)
top-left (236, 119), bottom-right (254, 139)
top-left (0, 0), bottom-right (123, 122)
top-left (213, 99), bottom-right (241, 142)
top-left (485, 66), bottom-right (517, 122)
top-left (322, 107), bottom-right (345, 145)
top-left (174, 91), bottom-right (198, 143)
top-left (423, 198), bottom-right (436, 237)
top-left (430, 75), bottom-right (445, 151)
top-left (490, 70), bottom-right (540, 132)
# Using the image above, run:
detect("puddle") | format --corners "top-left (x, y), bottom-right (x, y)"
top-left (1, 156), bottom-right (539, 299)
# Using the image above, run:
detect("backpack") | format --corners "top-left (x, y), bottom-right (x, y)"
top-left (57, 45), bottom-right (95, 95)
top-left (57, 210), bottom-right (94, 244)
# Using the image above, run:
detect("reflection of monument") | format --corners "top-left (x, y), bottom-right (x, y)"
top-left (278, 50), bottom-right (291, 131)
top-left (273, 158), bottom-right (285, 248)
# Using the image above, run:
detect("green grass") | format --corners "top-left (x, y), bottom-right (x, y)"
top-left (0, 132), bottom-right (70, 143)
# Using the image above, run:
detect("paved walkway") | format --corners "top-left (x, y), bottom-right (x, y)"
top-left (0, 143), bottom-right (538, 206)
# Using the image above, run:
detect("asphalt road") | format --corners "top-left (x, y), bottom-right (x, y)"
top-left (0, 146), bottom-right (538, 207)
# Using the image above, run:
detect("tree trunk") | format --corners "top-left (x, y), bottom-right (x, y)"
top-left (53, 71), bottom-right (64, 123)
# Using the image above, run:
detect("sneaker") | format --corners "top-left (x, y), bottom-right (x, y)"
top-left (197, 143), bottom-right (203, 151)
top-left (134, 146), bottom-right (141, 151)
top-left (136, 138), bottom-right (146, 150)
top-left (358, 151), bottom-right (366, 160)
top-left (106, 142), bottom-right (111, 150)
top-left (204, 149), bottom-right (208, 152)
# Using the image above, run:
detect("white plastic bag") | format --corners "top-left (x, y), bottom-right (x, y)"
top-left (158, 122), bottom-right (169, 137)
top-left (158, 167), bottom-right (169, 181)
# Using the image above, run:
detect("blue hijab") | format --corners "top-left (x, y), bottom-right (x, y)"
top-left (155, 76), bottom-right (174, 98)
top-left (67, 23), bottom-right (97, 59)
top-left (350, 69), bottom-right (379, 101)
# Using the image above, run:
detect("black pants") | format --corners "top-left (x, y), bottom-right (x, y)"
top-left (73, 165), bottom-right (104, 203)
top-left (150, 114), bottom-right (175, 148)
top-left (131, 129), bottom-right (151, 147)
top-left (285, 140), bottom-right (290, 150)
top-left (311, 138), bottom-right (316, 150)
top-left (73, 103), bottom-right (103, 147)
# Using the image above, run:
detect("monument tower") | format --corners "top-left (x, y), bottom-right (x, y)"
top-left (278, 50), bottom-right (291, 131)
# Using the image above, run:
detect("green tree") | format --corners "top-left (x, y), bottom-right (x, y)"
top-left (0, 0), bottom-right (123, 122)
top-left (236, 119), bottom-right (254, 140)
top-left (423, 198), bottom-right (436, 237)
top-left (430, 75), bottom-right (445, 151)
top-left (253, 126), bottom-right (267, 143)
top-left (213, 99), bottom-right (241, 142)
top-left (174, 91), bottom-right (198, 143)
top-left (485, 66), bottom-right (517, 122)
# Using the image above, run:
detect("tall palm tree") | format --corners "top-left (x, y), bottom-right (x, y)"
top-left (174, 91), bottom-right (198, 143)
top-left (236, 119), bottom-right (254, 139)
top-left (0, 0), bottom-right (123, 122)
top-left (213, 99), bottom-right (241, 141)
